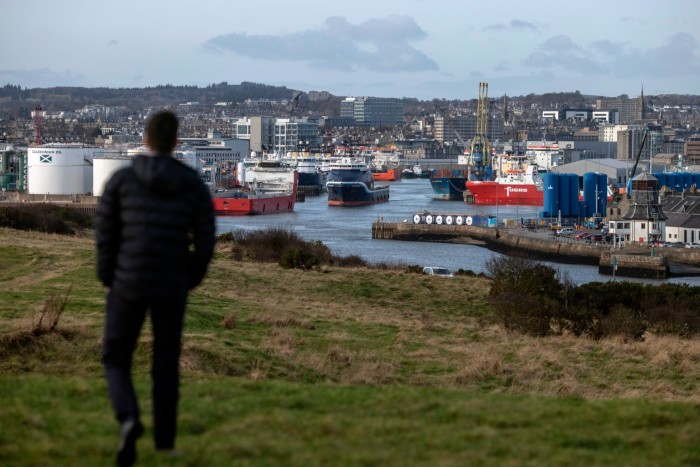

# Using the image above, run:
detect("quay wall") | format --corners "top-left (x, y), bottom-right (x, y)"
top-left (372, 222), bottom-right (602, 265)
top-left (1, 192), bottom-right (99, 215)
top-left (372, 222), bottom-right (680, 278)
top-left (599, 251), bottom-right (669, 279)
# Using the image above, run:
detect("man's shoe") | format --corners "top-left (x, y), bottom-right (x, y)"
top-left (116, 419), bottom-right (144, 466)
top-left (158, 449), bottom-right (182, 459)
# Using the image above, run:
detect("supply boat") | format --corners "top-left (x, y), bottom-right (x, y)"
top-left (210, 154), bottom-right (298, 215)
top-left (326, 157), bottom-right (390, 206)
top-left (465, 164), bottom-right (543, 206)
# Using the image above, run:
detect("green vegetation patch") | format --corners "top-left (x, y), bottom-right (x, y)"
top-left (1, 375), bottom-right (699, 466)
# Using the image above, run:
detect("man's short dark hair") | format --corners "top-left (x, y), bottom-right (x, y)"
top-left (146, 110), bottom-right (179, 153)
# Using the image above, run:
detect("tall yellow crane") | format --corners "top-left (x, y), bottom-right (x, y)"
top-left (470, 82), bottom-right (491, 179)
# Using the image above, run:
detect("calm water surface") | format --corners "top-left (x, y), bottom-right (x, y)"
top-left (216, 178), bottom-right (700, 286)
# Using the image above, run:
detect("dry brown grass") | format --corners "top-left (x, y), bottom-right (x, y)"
top-left (3, 228), bottom-right (700, 404)
top-left (205, 258), bottom-right (700, 401)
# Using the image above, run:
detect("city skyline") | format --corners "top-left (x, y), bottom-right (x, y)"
top-left (2, 0), bottom-right (699, 100)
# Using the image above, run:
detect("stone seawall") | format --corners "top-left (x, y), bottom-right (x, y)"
top-left (372, 222), bottom-right (674, 278)
top-left (599, 251), bottom-right (669, 279)
top-left (372, 222), bottom-right (602, 264)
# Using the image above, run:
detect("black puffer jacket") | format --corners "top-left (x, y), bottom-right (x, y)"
top-left (96, 154), bottom-right (215, 299)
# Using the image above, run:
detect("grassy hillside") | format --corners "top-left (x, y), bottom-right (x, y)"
top-left (1, 228), bottom-right (699, 465)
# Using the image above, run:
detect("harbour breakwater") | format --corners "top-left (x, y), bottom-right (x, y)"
top-left (370, 222), bottom-right (696, 279)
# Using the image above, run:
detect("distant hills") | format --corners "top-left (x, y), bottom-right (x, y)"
top-left (1, 82), bottom-right (699, 118)
top-left (0, 82), bottom-right (308, 114)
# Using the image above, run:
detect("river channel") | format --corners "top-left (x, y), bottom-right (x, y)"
top-left (216, 178), bottom-right (700, 286)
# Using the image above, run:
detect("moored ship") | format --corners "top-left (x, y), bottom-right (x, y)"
top-left (295, 156), bottom-right (326, 189)
top-left (466, 164), bottom-right (543, 206)
top-left (326, 157), bottom-right (390, 206)
top-left (429, 167), bottom-right (470, 200)
top-left (284, 152), bottom-right (327, 190)
top-left (211, 171), bottom-right (298, 215)
top-left (210, 154), bottom-right (298, 215)
top-left (371, 166), bottom-right (401, 181)
top-left (370, 154), bottom-right (402, 181)
top-left (401, 164), bottom-right (430, 179)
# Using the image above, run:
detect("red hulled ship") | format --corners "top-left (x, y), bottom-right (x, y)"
top-left (466, 164), bottom-right (543, 206)
top-left (211, 171), bottom-right (298, 215)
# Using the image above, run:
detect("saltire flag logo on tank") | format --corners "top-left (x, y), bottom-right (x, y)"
top-left (40, 154), bottom-right (52, 163)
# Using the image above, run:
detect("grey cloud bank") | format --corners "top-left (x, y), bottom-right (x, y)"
top-left (204, 15), bottom-right (439, 73)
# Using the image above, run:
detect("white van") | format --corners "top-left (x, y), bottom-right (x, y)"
top-left (423, 266), bottom-right (454, 277)
top-left (557, 227), bottom-right (574, 236)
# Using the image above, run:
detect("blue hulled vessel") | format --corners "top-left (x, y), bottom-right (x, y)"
top-left (326, 157), bottom-right (390, 206)
top-left (429, 168), bottom-right (469, 200)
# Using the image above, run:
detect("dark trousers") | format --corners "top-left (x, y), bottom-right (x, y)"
top-left (103, 290), bottom-right (187, 449)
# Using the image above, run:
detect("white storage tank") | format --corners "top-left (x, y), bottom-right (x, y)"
top-left (93, 154), bottom-right (134, 196)
top-left (27, 144), bottom-right (99, 194)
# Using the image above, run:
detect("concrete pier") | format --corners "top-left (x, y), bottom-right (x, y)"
top-left (371, 221), bottom-right (681, 278)
top-left (599, 251), bottom-right (669, 279)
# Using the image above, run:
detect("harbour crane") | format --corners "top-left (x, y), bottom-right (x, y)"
top-left (470, 82), bottom-right (491, 179)
top-left (626, 129), bottom-right (649, 197)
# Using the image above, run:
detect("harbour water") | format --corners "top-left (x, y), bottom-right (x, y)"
top-left (216, 178), bottom-right (700, 286)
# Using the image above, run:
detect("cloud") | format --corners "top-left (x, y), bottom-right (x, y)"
top-left (203, 15), bottom-right (439, 73)
top-left (523, 33), bottom-right (700, 79)
top-left (524, 34), bottom-right (601, 72)
top-left (107, 40), bottom-right (118, 47)
top-left (610, 33), bottom-right (700, 78)
top-left (591, 40), bottom-right (623, 56)
top-left (484, 19), bottom-right (539, 33)
top-left (0, 68), bottom-right (88, 88)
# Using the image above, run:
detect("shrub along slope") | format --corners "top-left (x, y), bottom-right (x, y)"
top-left (1, 227), bottom-right (699, 466)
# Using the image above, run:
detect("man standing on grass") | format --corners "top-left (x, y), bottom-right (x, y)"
top-left (96, 110), bottom-right (215, 466)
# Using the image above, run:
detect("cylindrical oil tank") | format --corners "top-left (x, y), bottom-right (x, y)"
top-left (597, 173), bottom-right (608, 216)
top-left (27, 145), bottom-right (97, 195)
top-left (683, 172), bottom-right (693, 190)
top-left (583, 172), bottom-right (597, 218)
top-left (558, 173), bottom-right (570, 217)
top-left (568, 174), bottom-right (580, 212)
top-left (667, 173), bottom-right (681, 191)
top-left (0, 173), bottom-right (16, 189)
top-left (577, 200), bottom-right (587, 221)
top-left (543, 173), bottom-right (559, 217)
top-left (692, 173), bottom-right (700, 189)
top-left (652, 172), bottom-right (666, 190)
top-left (93, 155), bottom-right (134, 196)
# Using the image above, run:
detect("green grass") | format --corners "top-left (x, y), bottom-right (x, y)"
top-left (1, 374), bottom-right (699, 466)
top-left (2, 228), bottom-right (700, 465)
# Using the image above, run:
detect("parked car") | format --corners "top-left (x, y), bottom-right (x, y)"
top-left (686, 243), bottom-right (700, 249)
top-left (575, 232), bottom-right (591, 240)
top-left (662, 241), bottom-right (685, 247)
top-left (422, 266), bottom-right (454, 277)
top-left (590, 234), bottom-right (604, 242)
top-left (557, 227), bottom-right (574, 236)
top-left (601, 226), bottom-right (609, 235)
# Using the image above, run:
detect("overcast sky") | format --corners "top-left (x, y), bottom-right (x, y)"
top-left (2, 0), bottom-right (699, 100)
